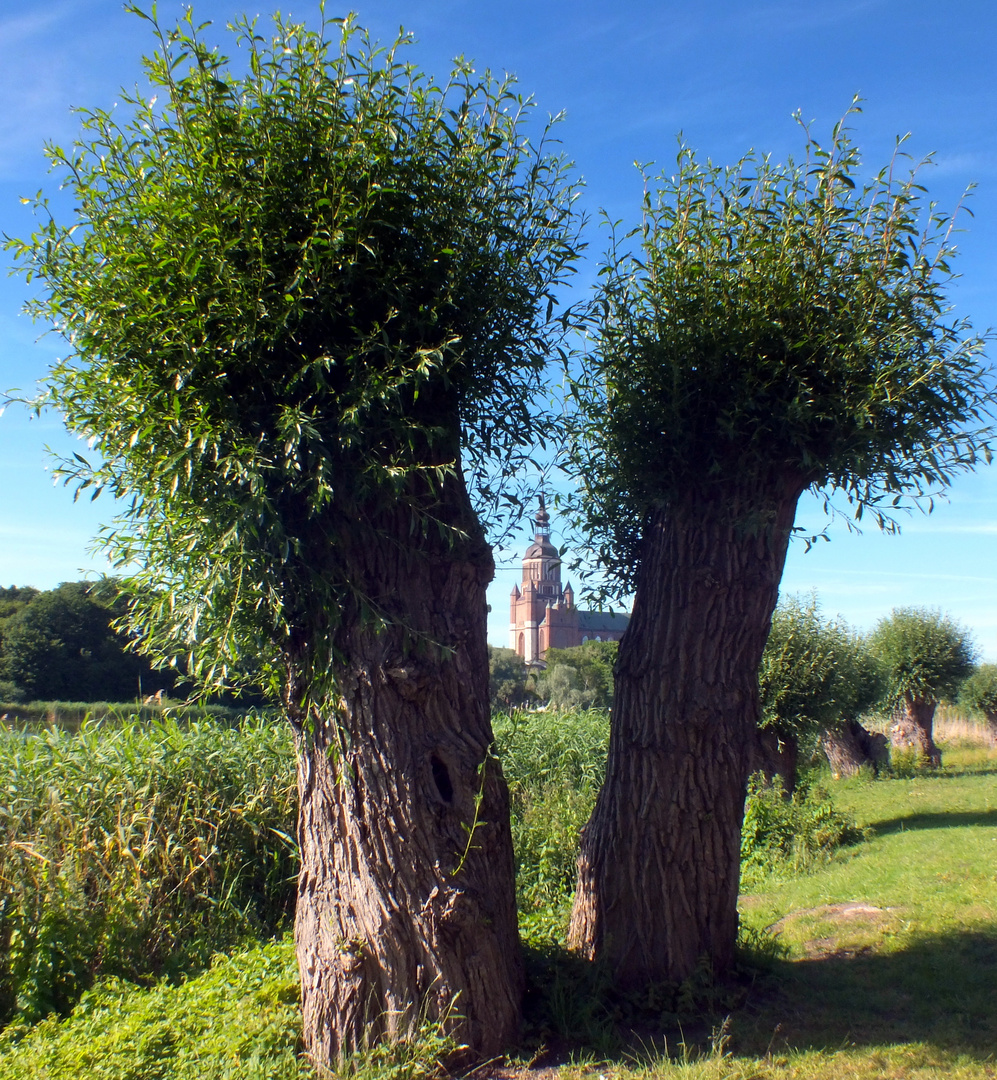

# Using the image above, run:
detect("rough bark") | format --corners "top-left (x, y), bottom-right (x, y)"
top-left (890, 695), bottom-right (942, 766)
top-left (292, 479), bottom-right (522, 1072)
top-left (746, 727), bottom-right (799, 792)
top-left (568, 480), bottom-right (803, 987)
top-left (822, 719), bottom-right (890, 778)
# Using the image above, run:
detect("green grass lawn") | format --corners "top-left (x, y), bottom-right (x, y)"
top-left (720, 741), bottom-right (997, 1079)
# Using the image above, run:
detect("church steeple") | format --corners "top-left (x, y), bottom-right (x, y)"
top-left (510, 498), bottom-right (630, 661)
top-left (534, 494), bottom-right (551, 543)
top-left (522, 494), bottom-right (560, 592)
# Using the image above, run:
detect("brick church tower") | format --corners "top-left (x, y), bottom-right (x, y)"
top-left (509, 497), bottom-right (628, 664)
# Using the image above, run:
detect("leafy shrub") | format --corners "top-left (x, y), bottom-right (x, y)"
top-left (887, 745), bottom-right (927, 779)
top-left (740, 772), bottom-right (864, 885)
top-left (0, 935), bottom-right (309, 1079)
top-left (0, 715), bottom-right (297, 1026)
top-left (511, 782), bottom-right (597, 913)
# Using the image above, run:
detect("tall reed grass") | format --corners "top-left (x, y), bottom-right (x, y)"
top-left (494, 708), bottom-right (609, 919)
top-left (0, 715), bottom-right (297, 1025)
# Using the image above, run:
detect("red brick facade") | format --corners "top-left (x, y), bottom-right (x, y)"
top-left (509, 499), bottom-right (629, 665)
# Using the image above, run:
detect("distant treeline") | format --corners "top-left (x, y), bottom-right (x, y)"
top-left (0, 582), bottom-right (171, 703)
top-left (0, 581), bottom-right (269, 707)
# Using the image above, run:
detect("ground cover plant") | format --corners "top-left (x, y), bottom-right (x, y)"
top-left (0, 936), bottom-right (310, 1080)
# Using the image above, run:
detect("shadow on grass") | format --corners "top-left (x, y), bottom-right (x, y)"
top-left (522, 928), bottom-right (997, 1066)
top-left (911, 764), bottom-right (997, 780)
top-left (870, 809), bottom-right (997, 836)
top-left (731, 927), bottom-right (997, 1060)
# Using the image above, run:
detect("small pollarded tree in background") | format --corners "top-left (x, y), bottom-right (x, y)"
top-left (754, 593), bottom-right (885, 787)
top-left (869, 608), bottom-right (976, 765)
top-left (565, 102), bottom-right (993, 990)
top-left (958, 663), bottom-right (997, 744)
top-left (9, 8), bottom-right (582, 1068)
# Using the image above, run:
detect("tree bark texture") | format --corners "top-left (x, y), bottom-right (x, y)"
top-left (293, 481), bottom-right (522, 1071)
top-left (568, 482), bottom-right (803, 988)
top-left (745, 728), bottom-right (799, 792)
top-left (822, 720), bottom-right (890, 778)
top-left (890, 696), bottom-right (942, 766)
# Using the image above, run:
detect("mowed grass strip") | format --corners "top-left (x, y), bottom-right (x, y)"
top-left (732, 740), bottom-right (997, 1075)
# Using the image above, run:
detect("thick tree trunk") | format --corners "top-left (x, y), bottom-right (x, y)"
top-left (746, 727), bottom-right (799, 792)
top-left (568, 482), bottom-right (803, 987)
top-left (822, 719), bottom-right (890, 778)
top-left (293, 483), bottom-right (522, 1071)
top-left (890, 696), bottom-right (942, 766)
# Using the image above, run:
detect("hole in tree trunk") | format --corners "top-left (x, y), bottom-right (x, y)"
top-left (431, 754), bottom-right (454, 804)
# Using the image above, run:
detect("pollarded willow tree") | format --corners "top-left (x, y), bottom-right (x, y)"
top-left (958, 663), bottom-right (997, 742)
top-left (753, 593), bottom-right (884, 787)
top-left (869, 607), bottom-right (976, 765)
top-left (565, 103), bottom-right (993, 988)
top-left (9, 8), bottom-right (581, 1068)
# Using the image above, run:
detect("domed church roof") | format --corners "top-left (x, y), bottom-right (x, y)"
top-left (524, 495), bottom-right (558, 560)
top-left (524, 537), bottom-right (558, 559)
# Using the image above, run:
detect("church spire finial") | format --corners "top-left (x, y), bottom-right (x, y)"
top-left (535, 493), bottom-right (550, 539)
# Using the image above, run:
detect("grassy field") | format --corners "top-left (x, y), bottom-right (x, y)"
top-left (0, 710), bottom-right (995, 1078)
top-left (715, 735), bottom-right (997, 1080)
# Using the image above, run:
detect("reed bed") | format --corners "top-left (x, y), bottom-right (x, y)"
top-left (0, 715), bottom-right (297, 1025)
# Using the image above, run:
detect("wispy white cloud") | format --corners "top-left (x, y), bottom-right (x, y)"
top-left (730, 0), bottom-right (886, 36)
top-left (899, 522), bottom-right (997, 536)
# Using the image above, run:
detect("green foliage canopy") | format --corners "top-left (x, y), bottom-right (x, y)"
top-left (9, 9), bottom-right (581, 704)
top-left (759, 593), bottom-right (883, 738)
top-left (0, 582), bottom-right (166, 703)
top-left (534, 639), bottom-right (617, 710)
top-left (569, 103), bottom-right (992, 595)
top-left (958, 663), bottom-right (997, 719)
top-left (487, 646), bottom-right (533, 711)
top-left (868, 606), bottom-right (976, 706)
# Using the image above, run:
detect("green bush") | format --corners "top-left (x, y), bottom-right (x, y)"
top-left (740, 772), bottom-right (864, 885)
top-left (532, 642), bottom-right (618, 711)
top-left (0, 715), bottom-right (297, 1026)
top-left (0, 935), bottom-right (309, 1080)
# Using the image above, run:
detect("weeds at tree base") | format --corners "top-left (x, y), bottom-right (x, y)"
top-left (520, 923), bottom-right (776, 1061)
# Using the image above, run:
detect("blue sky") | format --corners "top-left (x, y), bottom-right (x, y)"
top-left (1, 0), bottom-right (995, 656)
